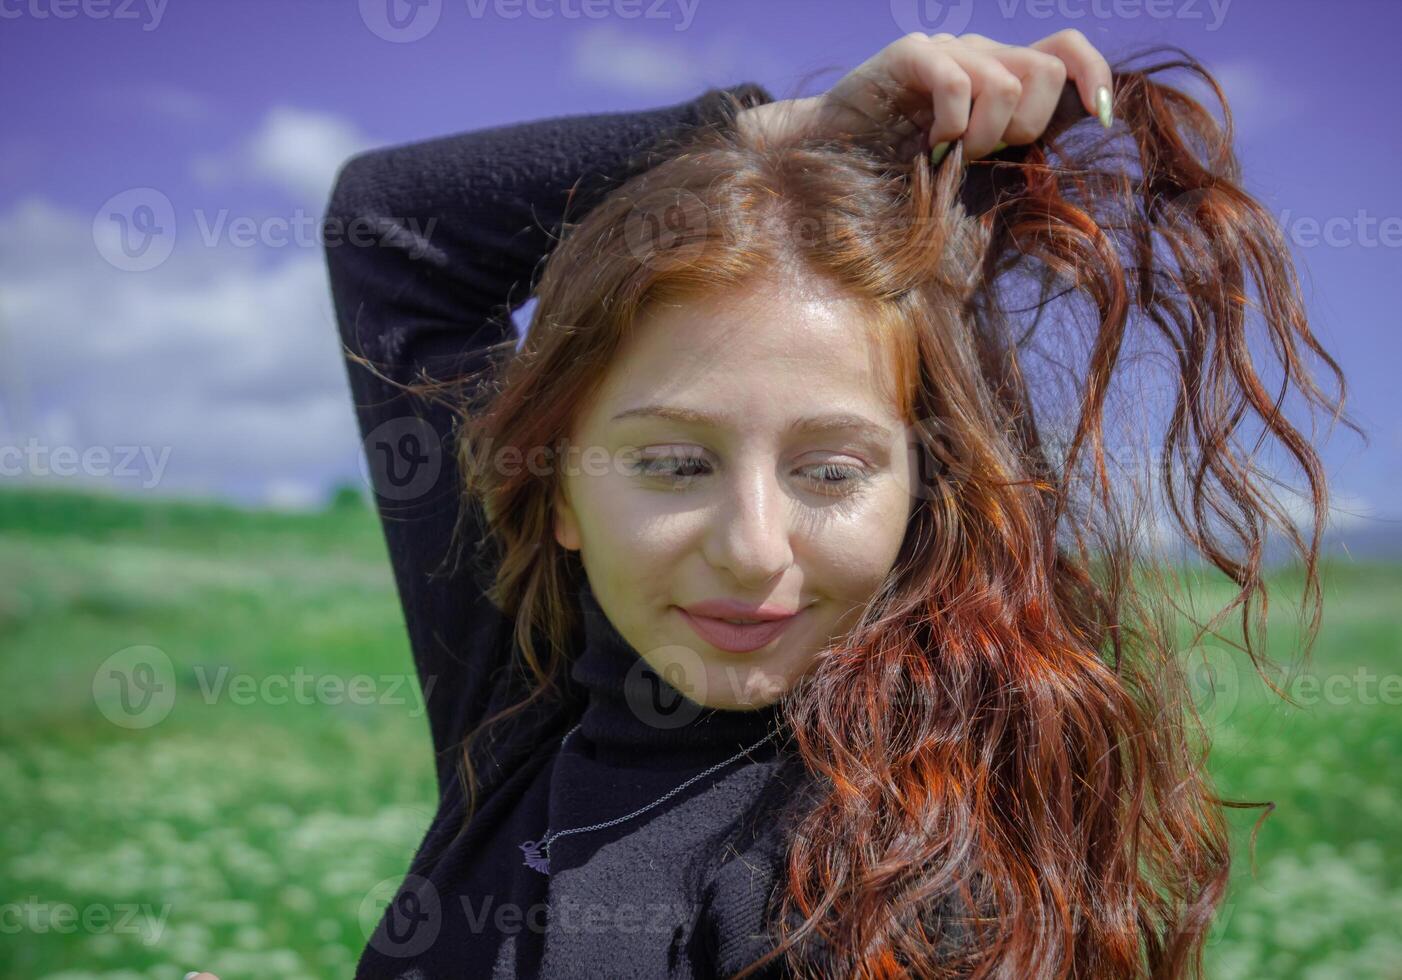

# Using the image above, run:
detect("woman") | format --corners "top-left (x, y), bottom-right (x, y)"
top-left (191, 27), bottom-right (1350, 980)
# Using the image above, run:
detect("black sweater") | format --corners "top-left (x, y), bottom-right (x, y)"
top-left (323, 84), bottom-right (819, 980)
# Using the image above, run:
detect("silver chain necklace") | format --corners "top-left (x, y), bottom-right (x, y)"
top-left (518, 720), bottom-right (784, 875)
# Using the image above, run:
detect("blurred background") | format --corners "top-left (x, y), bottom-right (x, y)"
top-left (1, 0), bottom-right (1397, 977)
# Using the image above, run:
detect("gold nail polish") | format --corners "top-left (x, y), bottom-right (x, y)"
top-left (1095, 85), bottom-right (1113, 129)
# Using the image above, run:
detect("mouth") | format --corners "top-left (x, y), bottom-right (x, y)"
top-left (674, 606), bottom-right (803, 654)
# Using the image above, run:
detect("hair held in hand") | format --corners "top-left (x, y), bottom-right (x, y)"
top-left (413, 44), bottom-right (1358, 980)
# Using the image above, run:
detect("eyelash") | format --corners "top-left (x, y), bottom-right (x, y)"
top-left (630, 452), bottom-right (869, 494)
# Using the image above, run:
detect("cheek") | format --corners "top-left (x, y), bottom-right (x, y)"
top-left (804, 485), bottom-right (911, 604)
top-left (574, 479), bottom-right (687, 578)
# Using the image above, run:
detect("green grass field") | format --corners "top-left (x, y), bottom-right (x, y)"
top-left (2, 485), bottom-right (1398, 979)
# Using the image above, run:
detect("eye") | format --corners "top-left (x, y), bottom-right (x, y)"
top-left (629, 450), bottom-right (711, 484)
top-left (800, 462), bottom-right (870, 495)
top-left (628, 450), bottom-right (871, 495)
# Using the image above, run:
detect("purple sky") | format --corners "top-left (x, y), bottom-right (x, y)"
top-left (1, 0), bottom-right (1396, 539)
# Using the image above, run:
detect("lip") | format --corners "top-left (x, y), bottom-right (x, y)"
top-left (681, 598), bottom-right (801, 621)
top-left (675, 605), bottom-right (803, 654)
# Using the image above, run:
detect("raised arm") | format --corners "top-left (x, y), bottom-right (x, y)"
top-left (321, 84), bottom-right (773, 794)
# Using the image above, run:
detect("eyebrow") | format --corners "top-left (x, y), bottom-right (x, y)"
top-left (609, 405), bottom-right (895, 443)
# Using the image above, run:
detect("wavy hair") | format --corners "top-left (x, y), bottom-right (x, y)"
top-left (397, 45), bottom-right (1356, 979)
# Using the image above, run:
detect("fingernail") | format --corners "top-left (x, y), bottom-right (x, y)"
top-left (185, 973), bottom-right (200, 980)
top-left (1095, 84), bottom-right (1113, 129)
top-left (991, 140), bottom-right (1008, 153)
top-left (929, 141), bottom-right (950, 166)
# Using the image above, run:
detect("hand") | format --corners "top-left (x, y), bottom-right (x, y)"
top-left (738, 29), bottom-right (1115, 164)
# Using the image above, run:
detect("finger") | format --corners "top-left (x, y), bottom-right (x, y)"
top-left (982, 45), bottom-right (1069, 145)
top-left (955, 32), bottom-right (1079, 140)
top-left (930, 45), bottom-right (1024, 159)
top-left (880, 35), bottom-right (972, 151)
top-left (1028, 28), bottom-right (1115, 127)
top-left (933, 32), bottom-right (1027, 141)
top-left (836, 33), bottom-right (943, 139)
top-left (938, 32), bottom-right (1003, 49)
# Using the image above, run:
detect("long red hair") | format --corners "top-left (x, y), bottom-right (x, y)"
top-left (394, 46), bottom-right (1356, 978)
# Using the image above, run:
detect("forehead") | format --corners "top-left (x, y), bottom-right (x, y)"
top-left (589, 276), bottom-right (904, 428)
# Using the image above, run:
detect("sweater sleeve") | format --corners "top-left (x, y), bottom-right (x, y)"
top-left (322, 83), bottom-right (774, 795)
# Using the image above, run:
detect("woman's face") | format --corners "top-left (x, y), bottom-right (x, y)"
top-left (554, 274), bottom-right (918, 712)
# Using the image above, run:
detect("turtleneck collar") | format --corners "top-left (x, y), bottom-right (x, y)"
top-left (567, 576), bottom-right (789, 769)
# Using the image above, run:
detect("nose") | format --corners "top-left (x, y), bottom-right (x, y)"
top-left (702, 456), bottom-right (793, 588)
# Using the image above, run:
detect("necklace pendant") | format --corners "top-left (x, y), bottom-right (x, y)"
top-left (519, 838), bottom-right (550, 875)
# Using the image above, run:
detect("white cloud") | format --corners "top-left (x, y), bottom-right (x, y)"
top-left (1274, 484), bottom-right (1374, 533)
top-left (98, 83), bottom-right (213, 125)
top-left (193, 106), bottom-right (374, 205)
top-left (262, 477), bottom-right (326, 512)
top-left (1200, 60), bottom-right (1293, 134)
top-left (569, 24), bottom-right (761, 96)
top-left (247, 107), bottom-right (373, 203)
top-left (0, 194), bottom-right (362, 506)
top-left (1, 104), bottom-right (383, 507)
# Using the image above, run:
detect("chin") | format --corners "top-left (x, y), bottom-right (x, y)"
top-left (698, 661), bottom-right (789, 711)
